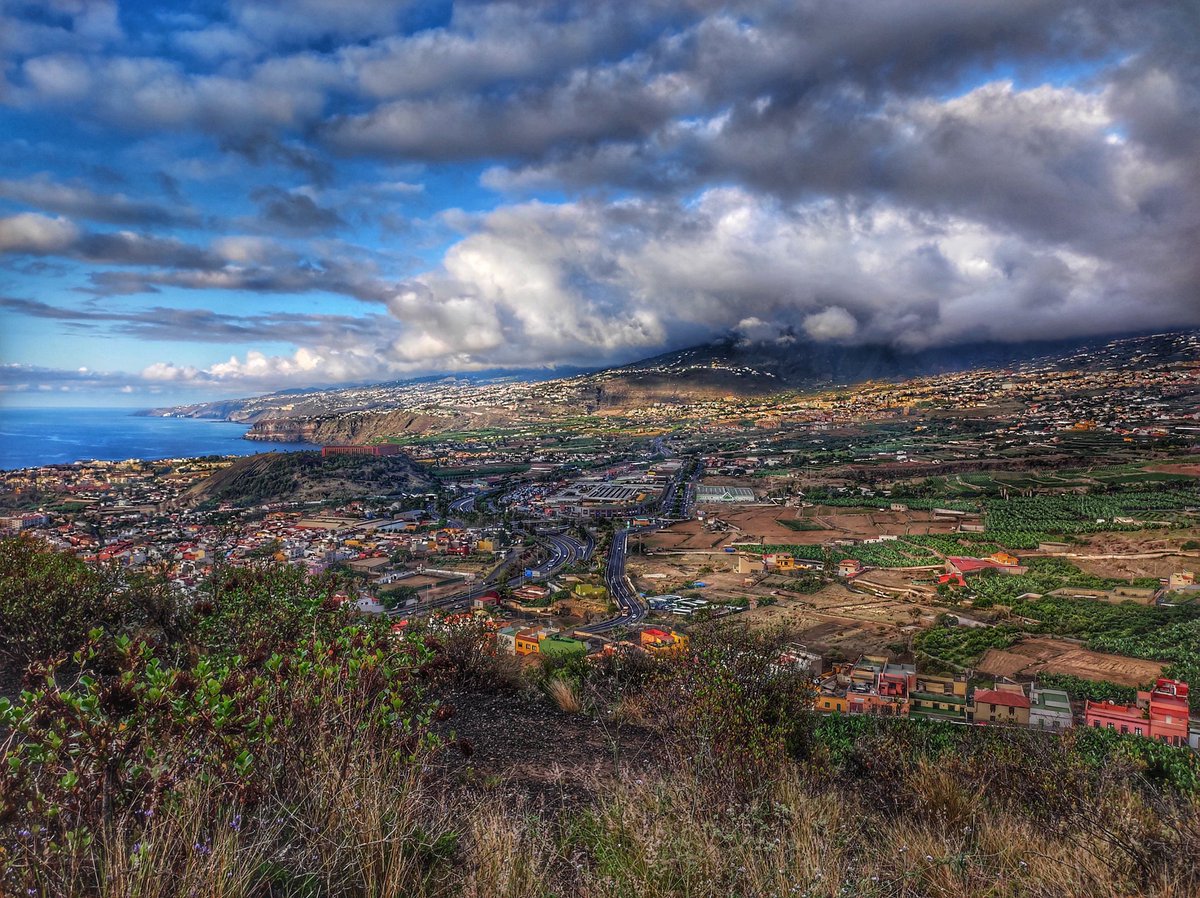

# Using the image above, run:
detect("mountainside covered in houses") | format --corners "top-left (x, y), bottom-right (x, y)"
top-left (144, 330), bottom-right (1199, 446)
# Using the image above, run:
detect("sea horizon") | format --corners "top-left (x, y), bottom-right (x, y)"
top-left (0, 406), bottom-right (312, 471)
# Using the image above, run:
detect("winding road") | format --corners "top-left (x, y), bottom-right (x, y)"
top-left (580, 527), bottom-right (647, 634)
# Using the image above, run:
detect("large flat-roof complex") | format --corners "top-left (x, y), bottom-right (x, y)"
top-left (543, 481), bottom-right (660, 519)
top-left (696, 484), bottom-right (756, 503)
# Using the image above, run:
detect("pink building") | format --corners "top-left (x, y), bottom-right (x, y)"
top-left (1085, 679), bottom-right (1190, 746)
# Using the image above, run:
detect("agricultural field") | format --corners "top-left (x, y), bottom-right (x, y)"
top-left (975, 637), bottom-right (1166, 687)
top-left (901, 533), bottom-right (1004, 556)
top-left (914, 621), bottom-right (1023, 669)
top-left (921, 557), bottom-right (1200, 706)
top-left (980, 485), bottom-right (1198, 549)
top-left (744, 541), bottom-right (941, 568)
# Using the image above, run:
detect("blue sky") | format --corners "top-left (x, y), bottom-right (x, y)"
top-left (1, 0), bottom-right (1197, 407)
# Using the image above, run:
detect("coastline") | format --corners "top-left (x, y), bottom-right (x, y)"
top-left (0, 407), bottom-right (313, 471)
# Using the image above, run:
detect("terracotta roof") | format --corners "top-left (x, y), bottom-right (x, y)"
top-left (947, 557), bottom-right (1001, 574)
top-left (973, 688), bottom-right (1030, 709)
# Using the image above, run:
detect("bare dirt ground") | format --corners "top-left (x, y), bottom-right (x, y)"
top-left (421, 557), bottom-right (494, 575)
top-left (977, 637), bottom-right (1165, 686)
top-left (642, 520), bottom-right (733, 551)
top-left (1062, 528), bottom-right (1200, 580)
top-left (852, 567), bottom-right (941, 597)
top-left (707, 583), bottom-right (935, 658)
top-left (1146, 463), bottom-right (1200, 476)
top-left (801, 507), bottom-right (963, 540)
top-left (430, 687), bottom-right (662, 815)
top-left (703, 599), bottom-right (907, 658)
top-left (670, 505), bottom-right (965, 551)
top-left (628, 549), bottom-right (740, 588)
top-left (392, 572), bottom-right (448, 589)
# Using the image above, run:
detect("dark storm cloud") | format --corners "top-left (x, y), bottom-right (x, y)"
top-left (0, 362), bottom-right (130, 391)
top-left (219, 134), bottom-right (335, 185)
top-left (0, 295), bottom-right (393, 344)
top-left (0, 174), bottom-right (200, 226)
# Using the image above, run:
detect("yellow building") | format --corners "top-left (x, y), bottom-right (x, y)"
top-left (515, 628), bottom-right (542, 656)
top-left (816, 694), bottom-right (849, 714)
top-left (640, 628), bottom-right (689, 655)
top-left (765, 553), bottom-right (796, 571)
top-left (971, 687), bottom-right (1031, 726)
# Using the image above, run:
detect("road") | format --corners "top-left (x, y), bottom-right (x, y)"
top-left (385, 510), bottom-right (643, 636)
top-left (580, 527), bottom-right (647, 634)
top-left (385, 531), bottom-right (589, 619)
top-left (528, 532), bottom-right (588, 578)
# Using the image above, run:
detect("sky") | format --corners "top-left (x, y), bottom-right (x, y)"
top-left (0, 0), bottom-right (1198, 407)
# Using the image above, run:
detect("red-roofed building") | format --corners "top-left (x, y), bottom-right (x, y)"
top-left (972, 687), bottom-right (1031, 726)
top-left (472, 590), bottom-right (502, 609)
top-left (1145, 679), bottom-right (1189, 746)
top-left (946, 557), bottom-right (1001, 576)
top-left (1086, 678), bottom-right (1189, 746)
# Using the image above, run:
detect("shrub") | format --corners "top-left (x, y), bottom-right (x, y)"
top-left (547, 678), bottom-right (583, 713)
top-left (0, 537), bottom-right (186, 675)
top-left (0, 624), bottom-right (438, 895)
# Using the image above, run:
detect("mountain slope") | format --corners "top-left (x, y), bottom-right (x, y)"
top-left (148, 329), bottom-right (1198, 445)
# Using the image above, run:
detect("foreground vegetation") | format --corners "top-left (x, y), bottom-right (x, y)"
top-left (2, 538), bottom-right (1198, 897)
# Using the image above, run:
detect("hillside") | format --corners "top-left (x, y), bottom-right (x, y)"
top-left (182, 450), bottom-right (436, 507)
top-left (1, 544), bottom-right (1197, 898)
top-left (145, 329), bottom-right (1199, 446)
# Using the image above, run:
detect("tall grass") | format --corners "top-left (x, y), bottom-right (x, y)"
top-left (547, 678), bottom-right (583, 713)
top-left (3, 550), bottom-right (1198, 898)
top-left (28, 754), bottom-right (1192, 898)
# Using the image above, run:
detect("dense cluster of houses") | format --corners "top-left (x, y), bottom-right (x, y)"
top-left (796, 649), bottom-right (1197, 748)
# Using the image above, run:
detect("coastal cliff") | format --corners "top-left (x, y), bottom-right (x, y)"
top-left (241, 409), bottom-right (517, 444)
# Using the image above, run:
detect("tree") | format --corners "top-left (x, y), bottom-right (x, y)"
top-left (382, 585), bottom-right (419, 611)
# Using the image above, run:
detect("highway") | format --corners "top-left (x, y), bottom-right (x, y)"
top-left (580, 527), bottom-right (647, 634)
top-left (384, 494), bottom-right (647, 637)
top-left (385, 530), bottom-right (589, 619)
top-left (528, 532), bottom-right (588, 578)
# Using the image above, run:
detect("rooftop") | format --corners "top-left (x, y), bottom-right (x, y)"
top-left (974, 689), bottom-right (1031, 709)
top-left (1031, 687), bottom-right (1072, 712)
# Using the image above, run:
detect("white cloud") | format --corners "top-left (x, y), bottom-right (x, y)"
top-left (803, 307), bottom-right (858, 341)
top-left (0, 212), bottom-right (79, 253)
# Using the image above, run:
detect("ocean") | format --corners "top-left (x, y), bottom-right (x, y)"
top-left (0, 407), bottom-right (313, 471)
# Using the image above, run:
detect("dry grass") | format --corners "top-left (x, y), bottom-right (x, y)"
top-left (11, 747), bottom-right (1199, 898)
top-left (547, 677), bottom-right (583, 713)
top-left (540, 760), bottom-right (1198, 898)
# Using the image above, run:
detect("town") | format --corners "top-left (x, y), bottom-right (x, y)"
top-left (3, 331), bottom-right (1199, 753)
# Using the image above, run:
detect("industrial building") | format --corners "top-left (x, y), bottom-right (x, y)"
top-left (321, 444), bottom-right (402, 458)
